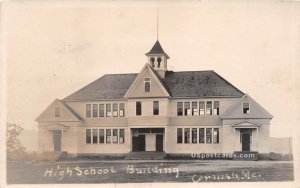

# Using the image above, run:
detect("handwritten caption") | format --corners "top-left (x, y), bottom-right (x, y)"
top-left (44, 164), bottom-right (180, 181)
top-left (192, 170), bottom-right (262, 182)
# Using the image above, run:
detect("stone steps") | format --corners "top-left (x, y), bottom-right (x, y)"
top-left (126, 152), bottom-right (165, 160)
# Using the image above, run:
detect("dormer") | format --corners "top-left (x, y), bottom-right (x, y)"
top-left (145, 40), bottom-right (169, 79)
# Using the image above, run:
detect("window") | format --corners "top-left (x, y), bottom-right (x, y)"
top-left (177, 128), bottom-right (183, 143)
top-left (113, 103), bottom-right (118, 117)
top-left (93, 104), bottom-right (98, 117)
top-left (150, 58), bottom-right (155, 67)
top-left (213, 128), bottom-right (219, 143)
top-left (153, 101), bottom-right (159, 115)
top-left (177, 102), bottom-right (183, 116)
top-left (184, 128), bottom-right (190, 143)
top-left (176, 127), bottom-right (219, 144)
top-left (119, 103), bottom-right (125, 117)
top-left (184, 102), bottom-right (191, 116)
top-left (86, 129), bottom-right (91, 144)
top-left (136, 101), bottom-right (142, 116)
top-left (199, 102), bottom-right (205, 115)
top-left (99, 104), bottom-right (105, 117)
top-left (206, 128), bottom-right (212, 143)
top-left (243, 102), bottom-right (250, 114)
top-left (99, 129), bottom-right (105, 143)
top-left (92, 129), bottom-right (98, 144)
top-left (106, 129), bottom-right (111, 143)
top-left (55, 106), bottom-right (60, 117)
top-left (206, 101), bottom-right (212, 115)
top-left (145, 82), bottom-right (151, 92)
top-left (192, 102), bottom-right (198, 116)
top-left (86, 104), bottom-right (91, 118)
top-left (119, 129), bottom-right (125, 143)
top-left (213, 101), bottom-right (220, 115)
top-left (86, 128), bottom-right (125, 144)
top-left (113, 129), bottom-right (118, 143)
top-left (199, 128), bottom-right (205, 143)
top-left (106, 104), bottom-right (111, 117)
top-left (192, 128), bottom-right (197, 143)
top-left (157, 57), bottom-right (161, 68)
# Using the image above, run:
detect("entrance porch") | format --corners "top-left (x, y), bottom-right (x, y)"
top-left (233, 127), bottom-right (259, 152)
top-left (131, 128), bottom-right (164, 152)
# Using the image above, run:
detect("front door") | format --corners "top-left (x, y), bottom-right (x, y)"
top-left (242, 133), bottom-right (251, 151)
top-left (145, 134), bottom-right (156, 151)
top-left (156, 134), bottom-right (163, 152)
top-left (53, 130), bottom-right (62, 152)
top-left (132, 135), bottom-right (145, 151)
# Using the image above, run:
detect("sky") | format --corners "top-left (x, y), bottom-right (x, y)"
top-left (1, 1), bottom-right (300, 151)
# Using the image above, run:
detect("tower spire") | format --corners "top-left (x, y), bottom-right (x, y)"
top-left (157, 8), bottom-right (159, 40)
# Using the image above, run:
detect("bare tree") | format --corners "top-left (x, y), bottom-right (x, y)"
top-left (6, 122), bottom-right (25, 157)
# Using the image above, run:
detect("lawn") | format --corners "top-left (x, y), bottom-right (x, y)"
top-left (7, 160), bottom-right (294, 184)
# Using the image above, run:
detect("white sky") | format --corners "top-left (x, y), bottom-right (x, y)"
top-left (2, 1), bottom-right (300, 150)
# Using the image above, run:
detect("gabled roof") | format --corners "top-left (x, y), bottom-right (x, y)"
top-left (145, 40), bottom-right (170, 59)
top-left (220, 94), bottom-right (273, 119)
top-left (124, 64), bottom-right (171, 98)
top-left (232, 120), bottom-right (262, 127)
top-left (162, 70), bottom-right (244, 98)
top-left (63, 74), bottom-right (137, 101)
top-left (36, 99), bottom-right (83, 122)
top-left (63, 68), bottom-right (244, 101)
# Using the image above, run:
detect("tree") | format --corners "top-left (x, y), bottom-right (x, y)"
top-left (6, 122), bottom-right (25, 155)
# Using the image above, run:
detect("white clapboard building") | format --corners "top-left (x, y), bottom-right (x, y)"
top-left (36, 40), bottom-right (273, 159)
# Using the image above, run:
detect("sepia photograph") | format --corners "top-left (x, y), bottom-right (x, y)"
top-left (1, 0), bottom-right (300, 187)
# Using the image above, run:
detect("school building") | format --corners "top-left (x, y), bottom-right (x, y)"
top-left (36, 40), bottom-right (273, 159)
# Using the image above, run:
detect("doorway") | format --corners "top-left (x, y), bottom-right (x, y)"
top-left (156, 134), bottom-right (163, 152)
top-left (52, 130), bottom-right (62, 152)
top-left (131, 128), bottom-right (164, 152)
top-left (132, 135), bottom-right (145, 151)
top-left (240, 129), bottom-right (251, 152)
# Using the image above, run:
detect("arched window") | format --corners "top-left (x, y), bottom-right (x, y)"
top-left (150, 58), bottom-right (155, 67)
top-left (145, 82), bottom-right (151, 92)
top-left (157, 57), bottom-right (161, 68)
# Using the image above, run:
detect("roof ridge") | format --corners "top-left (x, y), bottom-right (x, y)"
top-left (169, 70), bottom-right (214, 73)
top-left (104, 73), bottom-right (138, 76)
top-left (63, 69), bottom-right (245, 101)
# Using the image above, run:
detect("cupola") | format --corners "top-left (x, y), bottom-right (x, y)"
top-left (145, 40), bottom-right (169, 79)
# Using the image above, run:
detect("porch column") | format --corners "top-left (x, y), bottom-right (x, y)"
top-left (233, 128), bottom-right (236, 151)
top-left (164, 127), bottom-right (167, 153)
top-left (61, 129), bottom-right (64, 151)
top-left (256, 127), bottom-right (259, 151)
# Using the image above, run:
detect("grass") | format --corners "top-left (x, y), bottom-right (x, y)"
top-left (7, 160), bottom-right (294, 184)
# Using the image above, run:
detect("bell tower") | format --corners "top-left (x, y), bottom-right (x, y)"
top-left (145, 40), bottom-right (170, 79)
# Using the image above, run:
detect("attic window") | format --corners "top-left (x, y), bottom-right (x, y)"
top-left (144, 78), bottom-right (151, 92)
top-left (55, 106), bottom-right (60, 117)
top-left (243, 102), bottom-right (250, 114)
